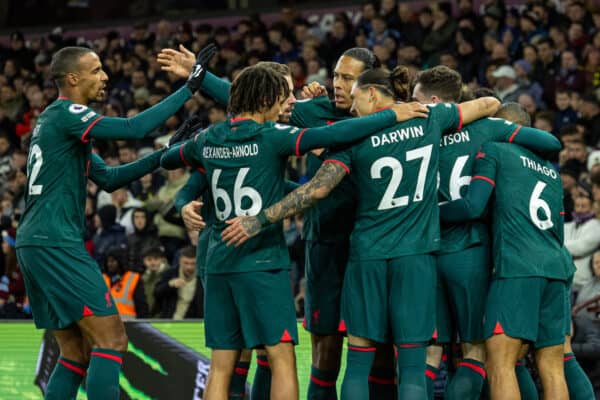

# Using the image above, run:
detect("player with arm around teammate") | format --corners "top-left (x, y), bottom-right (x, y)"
top-left (438, 107), bottom-right (574, 399)
top-left (412, 66), bottom-right (562, 400)
top-left (160, 64), bottom-right (427, 400)
top-left (221, 66), bottom-right (501, 400)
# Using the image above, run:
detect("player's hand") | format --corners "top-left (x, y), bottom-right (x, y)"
top-left (169, 278), bottom-right (186, 288)
top-left (186, 43), bottom-right (218, 93)
top-left (390, 102), bottom-right (429, 122)
top-left (301, 82), bottom-right (327, 99)
top-left (221, 216), bottom-right (262, 247)
top-left (157, 44), bottom-right (195, 79)
top-left (181, 201), bottom-right (205, 231)
top-left (168, 115), bottom-right (203, 147)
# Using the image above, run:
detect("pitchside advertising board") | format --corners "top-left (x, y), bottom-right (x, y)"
top-left (35, 322), bottom-right (238, 400)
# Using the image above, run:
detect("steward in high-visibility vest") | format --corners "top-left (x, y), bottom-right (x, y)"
top-left (103, 246), bottom-right (149, 319)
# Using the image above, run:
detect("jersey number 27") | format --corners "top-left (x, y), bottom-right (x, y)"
top-left (370, 145), bottom-right (432, 210)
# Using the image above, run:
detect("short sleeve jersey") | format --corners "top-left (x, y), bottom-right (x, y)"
top-left (328, 103), bottom-right (461, 260)
top-left (438, 117), bottom-right (525, 254)
top-left (473, 142), bottom-right (574, 280)
top-left (290, 96), bottom-right (355, 242)
top-left (17, 98), bottom-right (102, 247)
top-left (179, 118), bottom-right (308, 274)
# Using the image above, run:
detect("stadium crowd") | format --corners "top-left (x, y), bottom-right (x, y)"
top-left (1, 0), bottom-right (600, 396)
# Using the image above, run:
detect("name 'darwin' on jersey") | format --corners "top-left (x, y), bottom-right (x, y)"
top-left (371, 126), bottom-right (424, 148)
top-left (203, 144), bottom-right (259, 159)
top-left (520, 155), bottom-right (558, 179)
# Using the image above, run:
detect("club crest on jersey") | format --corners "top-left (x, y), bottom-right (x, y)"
top-left (69, 104), bottom-right (88, 114)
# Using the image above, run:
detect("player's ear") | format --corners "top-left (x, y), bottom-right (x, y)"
top-left (65, 72), bottom-right (79, 87)
top-left (368, 86), bottom-right (377, 102)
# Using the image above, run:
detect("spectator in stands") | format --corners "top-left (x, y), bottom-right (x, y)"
top-left (422, 2), bottom-right (456, 66)
top-left (518, 93), bottom-right (538, 120)
top-left (555, 89), bottom-right (579, 132)
top-left (147, 168), bottom-right (189, 262)
top-left (0, 132), bottom-right (12, 182)
top-left (92, 205), bottom-right (127, 265)
top-left (492, 65), bottom-right (526, 102)
top-left (141, 245), bottom-right (169, 317)
top-left (571, 249), bottom-right (600, 390)
top-left (102, 245), bottom-right (148, 319)
top-left (0, 229), bottom-right (27, 318)
top-left (534, 110), bottom-right (555, 134)
top-left (565, 191), bottom-right (600, 291)
top-left (154, 246), bottom-right (202, 319)
top-left (556, 50), bottom-right (586, 94)
top-left (579, 94), bottom-right (600, 148)
top-left (127, 207), bottom-right (161, 272)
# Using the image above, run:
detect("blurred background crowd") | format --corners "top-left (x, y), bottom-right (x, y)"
top-left (0, 0), bottom-right (600, 386)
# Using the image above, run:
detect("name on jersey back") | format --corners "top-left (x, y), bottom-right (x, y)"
top-left (371, 126), bottom-right (424, 148)
top-left (519, 155), bottom-right (558, 179)
top-left (203, 144), bottom-right (259, 159)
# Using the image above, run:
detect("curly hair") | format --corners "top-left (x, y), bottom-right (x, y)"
top-left (228, 64), bottom-right (291, 116)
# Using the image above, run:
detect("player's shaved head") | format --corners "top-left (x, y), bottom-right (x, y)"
top-left (413, 66), bottom-right (462, 103)
top-left (50, 46), bottom-right (94, 88)
top-left (228, 64), bottom-right (290, 116)
top-left (494, 102), bottom-right (532, 126)
top-left (342, 47), bottom-right (381, 70)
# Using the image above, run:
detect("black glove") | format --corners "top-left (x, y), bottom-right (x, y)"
top-left (186, 43), bottom-right (217, 93)
top-left (168, 115), bottom-right (203, 147)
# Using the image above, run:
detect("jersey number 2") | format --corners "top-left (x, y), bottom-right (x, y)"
top-left (27, 144), bottom-right (43, 195)
top-left (370, 144), bottom-right (432, 210)
top-left (212, 168), bottom-right (263, 221)
top-left (529, 181), bottom-right (553, 230)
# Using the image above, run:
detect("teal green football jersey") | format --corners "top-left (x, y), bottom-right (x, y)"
top-left (328, 103), bottom-right (461, 260)
top-left (180, 118), bottom-right (314, 274)
top-left (17, 99), bottom-right (101, 247)
top-left (291, 96), bottom-right (355, 242)
top-left (438, 117), bottom-right (524, 254)
top-left (473, 142), bottom-right (574, 280)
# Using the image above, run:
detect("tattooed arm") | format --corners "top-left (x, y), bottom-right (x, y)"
top-left (221, 162), bottom-right (347, 247)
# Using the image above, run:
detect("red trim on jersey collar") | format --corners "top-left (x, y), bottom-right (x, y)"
top-left (81, 116), bottom-right (104, 143)
top-left (57, 96), bottom-right (69, 100)
top-left (472, 175), bottom-right (495, 187)
top-left (230, 117), bottom-right (252, 123)
top-left (323, 159), bottom-right (350, 174)
top-left (425, 369), bottom-right (437, 380)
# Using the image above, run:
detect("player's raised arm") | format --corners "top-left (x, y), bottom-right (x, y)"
top-left (276, 102), bottom-right (429, 157)
top-left (221, 160), bottom-right (348, 247)
top-left (88, 150), bottom-right (163, 193)
top-left (157, 44), bottom-right (230, 106)
top-left (439, 143), bottom-right (499, 222)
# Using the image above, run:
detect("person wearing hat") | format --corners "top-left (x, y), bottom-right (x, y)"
top-left (492, 65), bottom-right (526, 102)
